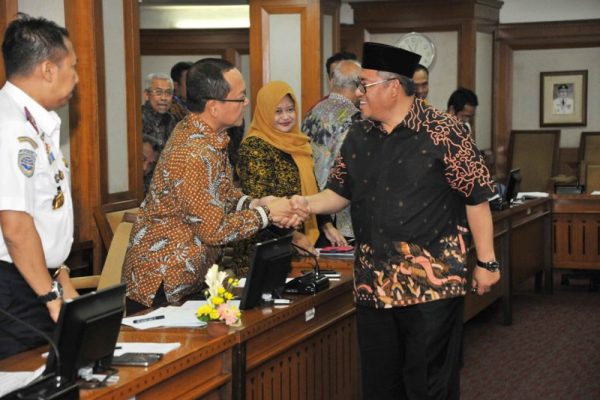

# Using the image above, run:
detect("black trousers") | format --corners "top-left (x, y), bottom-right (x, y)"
top-left (356, 297), bottom-right (464, 400)
top-left (0, 260), bottom-right (54, 360)
top-left (125, 283), bottom-right (168, 316)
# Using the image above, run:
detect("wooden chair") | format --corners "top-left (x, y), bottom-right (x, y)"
top-left (71, 218), bottom-right (134, 290)
top-left (507, 130), bottom-right (560, 192)
top-left (94, 201), bottom-right (139, 252)
top-left (577, 132), bottom-right (600, 191)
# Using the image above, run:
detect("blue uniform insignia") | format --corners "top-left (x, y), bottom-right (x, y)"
top-left (18, 149), bottom-right (36, 177)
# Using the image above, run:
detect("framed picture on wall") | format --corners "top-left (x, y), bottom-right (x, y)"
top-left (540, 70), bottom-right (587, 127)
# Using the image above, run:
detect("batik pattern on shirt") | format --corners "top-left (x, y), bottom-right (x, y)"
top-left (302, 93), bottom-right (360, 238)
top-left (125, 114), bottom-right (265, 306)
top-left (326, 98), bottom-right (497, 308)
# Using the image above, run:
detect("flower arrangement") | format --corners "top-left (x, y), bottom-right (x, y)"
top-left (196, 264), bottom-right (241, 326)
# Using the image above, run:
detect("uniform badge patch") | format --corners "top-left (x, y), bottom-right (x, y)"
top-left (18, 149), bottom-right (36, 177)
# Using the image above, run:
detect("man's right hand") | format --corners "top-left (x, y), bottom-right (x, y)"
top-left (267, 197), bottom-right (309, 228)
top-left (46, 299), bottom-right (62, 322)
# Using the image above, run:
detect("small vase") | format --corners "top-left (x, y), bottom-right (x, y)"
top-left (206, 321), bottom-right (229, 337)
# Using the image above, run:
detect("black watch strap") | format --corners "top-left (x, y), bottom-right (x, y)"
top-left (476, 259), bottom-right (500, 272)
top-left (38, 281), bottom-right (62, 303)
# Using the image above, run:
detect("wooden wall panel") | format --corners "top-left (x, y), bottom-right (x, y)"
top-left (140, 28), bottom-right (250, 56)
top-left (0, 0), bottom-right (17, 85)
top-left (245, 317), bottom-right (358, 400)
top-left (64, 0), bottom-right (105, 272)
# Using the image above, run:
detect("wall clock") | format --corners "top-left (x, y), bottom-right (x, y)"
top-left (394, 32), bottom-right (436, 70)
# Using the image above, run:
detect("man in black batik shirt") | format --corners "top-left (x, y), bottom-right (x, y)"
top-left (292, 42), bottom-right (500, 400)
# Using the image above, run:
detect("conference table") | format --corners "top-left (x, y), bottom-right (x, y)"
top-left (0, 274), bottom-right (358, 400)
top-left (0, 198), bottom-right (552, 398)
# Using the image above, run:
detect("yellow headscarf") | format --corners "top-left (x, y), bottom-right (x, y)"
top-left (245, 81), bottom-right (319, 245)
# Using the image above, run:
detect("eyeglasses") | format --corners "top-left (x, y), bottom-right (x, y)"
top-left (357, 78), bottom-right (398, 94)
top-left (146, 88), bottom-right (174, 97)
top-left (202, 96), bottom-right (248, 103)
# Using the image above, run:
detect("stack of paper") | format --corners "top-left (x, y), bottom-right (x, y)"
top-left (516, 192), bottom-right (549, 199)
top-left (114, 342), bottom-right (180, 356)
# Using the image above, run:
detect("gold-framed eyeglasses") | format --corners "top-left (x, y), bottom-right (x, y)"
top-left (146, 88), bottom-right (174, 97)
top-left (357, 78), bottom-right (398, 94)
top-left (202, 95), bottom-right (248, 103)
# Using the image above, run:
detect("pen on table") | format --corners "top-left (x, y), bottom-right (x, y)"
top-left (133, 315), bottom-right (165, 324)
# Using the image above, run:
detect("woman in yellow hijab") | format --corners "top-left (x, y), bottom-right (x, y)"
top-left (237, 81), bottom-right (346, 255)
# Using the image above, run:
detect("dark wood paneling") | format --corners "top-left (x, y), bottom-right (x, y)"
top-left (0, 0), bottom-right (17, 85)
top-left (140, 28), bottom-right (250, 55)
top-left (497, 19), bottom-right (600, 50)
top-left (350, 0), bottom-right (502, 31)
top-left (64, 0), bottom-right (105, 273)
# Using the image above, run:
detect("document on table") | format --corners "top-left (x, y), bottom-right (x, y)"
top-left (114, 342), bottom-right (181, 356)
top-left (516, 192), bottom-right (549, 199)
top-left (122, 300), bottom-right (240, 329)
top-left (122, 306), bottom-right (205, 329)
top-left (0, 365), bottom-right (45, 397)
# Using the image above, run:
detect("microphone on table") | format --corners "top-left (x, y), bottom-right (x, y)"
top-left (285, 243), bottom-right (330, 294)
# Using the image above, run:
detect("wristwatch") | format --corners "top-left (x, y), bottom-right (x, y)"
top-left (38, 280), bottom-right (63, 303)
top-left (476, 260), bottom-right (500, 272)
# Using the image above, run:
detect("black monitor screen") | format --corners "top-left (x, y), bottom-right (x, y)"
top-left (45, 284), bottom-right (125, 382)
top-left (504, 168), bottom-right (522, 205)
top-left (240, 234), bottom-right (293, 310)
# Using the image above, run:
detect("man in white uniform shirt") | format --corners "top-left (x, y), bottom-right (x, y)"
top-left (0, 14), bottom-right (79, 359)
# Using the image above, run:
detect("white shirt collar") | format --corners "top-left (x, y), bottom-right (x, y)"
top-left (3, 81), bottom-right (61, 137)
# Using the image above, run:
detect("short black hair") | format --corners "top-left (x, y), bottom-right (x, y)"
top-left (413, 64), bottom-right (429, 76)
top-left (186, 58), bottom-right (235, 113)
top-left (326, 51), bottom-right (358, 77)
top-left (2, 13), bottom-right (69, 78)
top-left (447, 87), bottom-right (478, 114)
top-left (170, 61), bottom-right (193, 84)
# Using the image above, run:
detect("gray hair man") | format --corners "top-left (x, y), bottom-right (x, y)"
top-left (142, 72), bottom-right (177, 149)
top-left (302, 59), bottom-right (361, 239)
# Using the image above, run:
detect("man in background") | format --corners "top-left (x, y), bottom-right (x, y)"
top-left (302, 59), bottom-right (361, 240)
top-left (325, 51), bottom-right (358, 91)
top-left (447, 86), bottom-right (478, 135)
top-left (170, 61), bottom-right (192, 122)
top-left (142, 72), bottom-right (177, 150)
top-left (142, 134), bottom-right (160, 195)
top-left (412, 64), bottom-right (430, 102)
top-left (0, 14), bottom-right (79, 359)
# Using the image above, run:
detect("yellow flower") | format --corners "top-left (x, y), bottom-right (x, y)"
top-left (228, 277), bottom-right (234, 284)
top-left (211, 296), bottom-right (224, 305)
top-left (217, 287), bottom-right (225, 295)
top-left (209, 309), bottom-right (220, 320)
top-left (224, 292), bottom-right (234, 301)
top-left (196, 304), bottom-right (211, 316)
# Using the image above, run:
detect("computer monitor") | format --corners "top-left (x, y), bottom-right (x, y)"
top-left (45, 284), bottom-right (126, 382)
top-left (504, 168), bottom-right (522, 205)
top-left (240, 234), bottom-right (293, 310)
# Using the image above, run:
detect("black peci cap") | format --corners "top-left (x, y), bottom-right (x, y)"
top-left (361, 42), bottom-right (422, 77)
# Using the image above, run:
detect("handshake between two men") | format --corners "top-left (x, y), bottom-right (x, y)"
top-left (254, 190), bottom-right (350, 230)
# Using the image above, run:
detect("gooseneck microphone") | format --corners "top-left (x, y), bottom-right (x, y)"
top-left (286, 242), bottom-right (330, 294)
top-left (0, 307), bottom-right (62, 386)
top-left (290, 242), bottom-right (322, 277)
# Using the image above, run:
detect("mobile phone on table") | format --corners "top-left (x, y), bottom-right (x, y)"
top-left (111, 352), bottom-right (163, 367)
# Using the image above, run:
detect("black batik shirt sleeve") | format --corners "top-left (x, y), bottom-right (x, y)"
top-left (325, 135), bottom-right (352, 201)
top-left (442, 124), bottom-right (497, 205)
